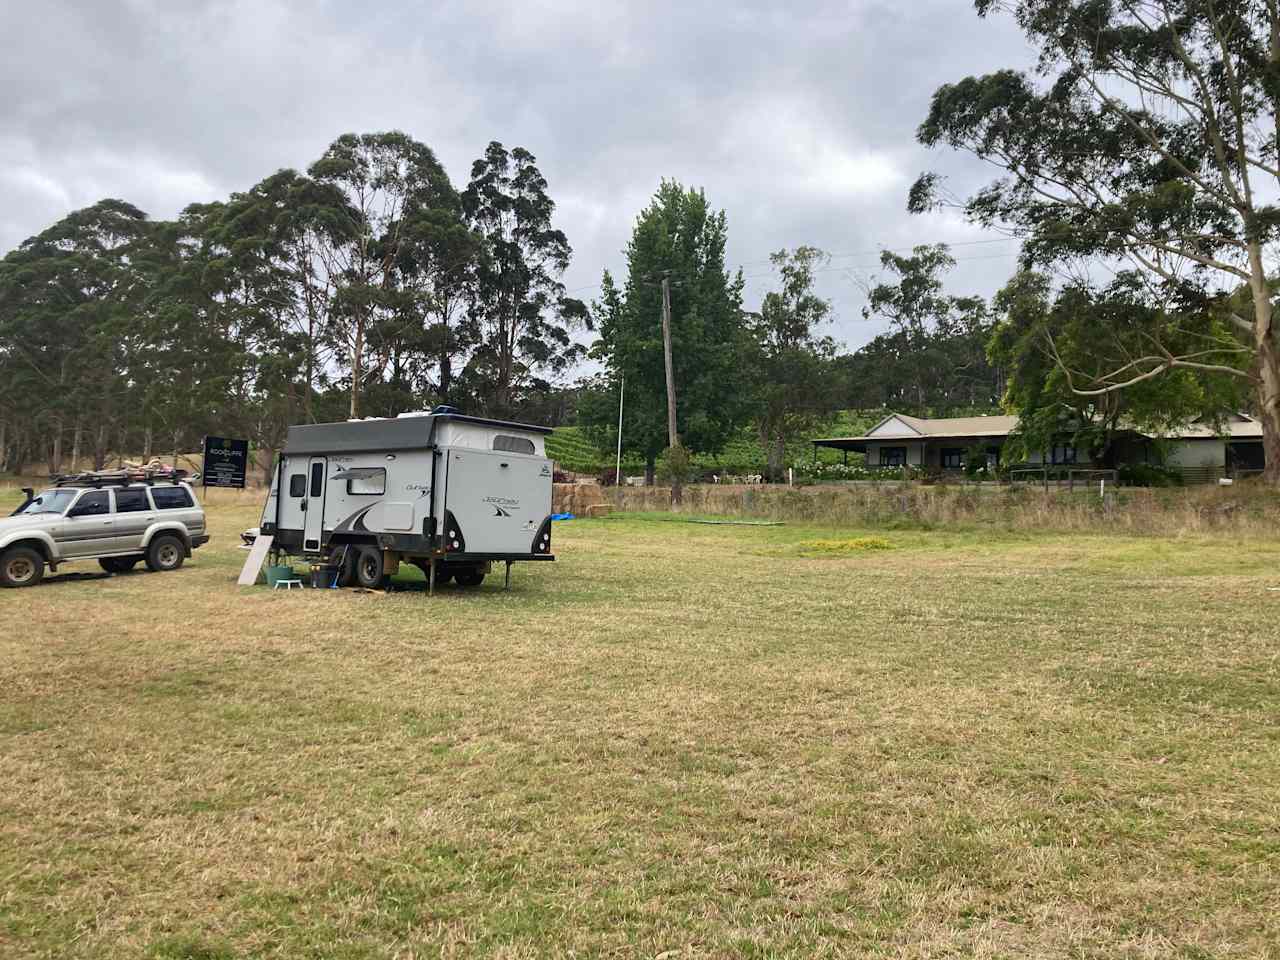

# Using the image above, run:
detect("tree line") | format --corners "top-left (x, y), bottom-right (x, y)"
top-left (0, 133), bottom-right (586, 479)
top-left (0, 153), bottom-right (1005, 482)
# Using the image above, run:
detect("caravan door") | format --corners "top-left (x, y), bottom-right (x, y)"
top-left (303, 456), bottom-right (326, 552)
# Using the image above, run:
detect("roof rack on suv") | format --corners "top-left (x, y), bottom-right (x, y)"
top-left (49, 468), bottom-right (199, 489)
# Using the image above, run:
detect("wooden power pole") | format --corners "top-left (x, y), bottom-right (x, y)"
top-left (660, 273), bottom-right (682, 505)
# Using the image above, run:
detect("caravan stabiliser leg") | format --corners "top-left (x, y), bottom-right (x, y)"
top-left (504, 561), bottom-right (512, 591)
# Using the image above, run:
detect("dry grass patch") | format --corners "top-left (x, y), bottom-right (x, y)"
top-left (1, 493), bottom-right (1279, 958)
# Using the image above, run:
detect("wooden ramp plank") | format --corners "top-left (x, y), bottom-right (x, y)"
top-left (237, 534), bottom-right (275, 586)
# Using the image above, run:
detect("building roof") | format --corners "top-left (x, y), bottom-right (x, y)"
top-left (812, 412), bottom-right (1263, 449)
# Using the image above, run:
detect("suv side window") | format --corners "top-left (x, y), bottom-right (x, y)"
top-left (116, 488), bottom-right (151, 513)
top-left (69, 490), bottom-right (111, 517)
top-left (151, 487), bottom-right (195, 510)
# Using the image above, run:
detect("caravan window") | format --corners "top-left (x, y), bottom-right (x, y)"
top-left (347, 468), bottom-right (386, 496)
top-left (493, 434), bottom-right (535, 455)
top-left (289, 474), bottom-right (306, 497)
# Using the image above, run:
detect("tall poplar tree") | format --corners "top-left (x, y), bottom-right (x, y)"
top-left (583, 181), bottom-right (751, 482)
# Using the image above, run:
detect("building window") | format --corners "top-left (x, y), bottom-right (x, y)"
top-left (1051, 444), bottom-right (1077, 465)
top-left (346, 468), bottom-right (386, 496)
top-left (493, 434), bottom-right (535, 455)
top-left (879, 446), bottom-right (907, 467)
top-left (941, 448), bottom-right (965, 469)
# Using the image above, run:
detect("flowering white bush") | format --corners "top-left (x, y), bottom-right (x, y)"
top-left (794, 462), bottom-right (909, 482)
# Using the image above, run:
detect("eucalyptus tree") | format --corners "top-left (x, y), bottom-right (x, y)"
top-left (912, 0), bottom-right (1280, 482)
top-left (0, 199), bottom-right (152, 472)
top-left (748, 246), bottom-right (841, 480)
top-left (861, 244), bottom-right (999, 413)
top-left (307, 131), bottom-right (457, 418)
top-left (392, 194), bottom-right (482, 407)
top-left (461, 142), bottom-right (587, 418)
top-left (990, 270), bottom-right (1249, 463)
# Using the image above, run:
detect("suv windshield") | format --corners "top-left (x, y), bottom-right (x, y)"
top-left (15, 490), bottom-right (78, 515)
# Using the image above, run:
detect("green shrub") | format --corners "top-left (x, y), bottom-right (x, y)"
top-left (1118, 463), bottom-right (1182, 487)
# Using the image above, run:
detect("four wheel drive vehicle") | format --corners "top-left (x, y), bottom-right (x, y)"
top-left (1, 478), bottom-right (209, 588)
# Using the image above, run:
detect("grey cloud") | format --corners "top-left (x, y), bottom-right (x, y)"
top-left (1, 0), bottom-right (1037, 355)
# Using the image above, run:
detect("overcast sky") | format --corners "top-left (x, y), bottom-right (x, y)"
top-left (0, 0), bottom-right (1037, 361)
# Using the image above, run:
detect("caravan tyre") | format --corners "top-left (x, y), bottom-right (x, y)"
top-left (416, 562), bottom-right (453, 585)
top-left (454, 567), bottom-right (485, 588)
top-left (328, 547), bottom-right (357, 587)
top-left (354, 545), bottom-right (385, 589)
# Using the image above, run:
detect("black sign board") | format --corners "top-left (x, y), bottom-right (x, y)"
top-left (203, 436), bottom-right (249, 488)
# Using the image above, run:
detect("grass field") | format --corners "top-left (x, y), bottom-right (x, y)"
top-left (2, 490), bottom-right (1279, 958)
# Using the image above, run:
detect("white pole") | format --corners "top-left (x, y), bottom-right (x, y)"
top-left (615, 376), bottom-right (625, 485)
top-left (788, 466), bottom-right (793, 487)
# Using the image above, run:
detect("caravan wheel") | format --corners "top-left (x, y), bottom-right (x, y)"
top-left (415, 562), bottom-right (453, 585)
top-left (327, 547), bottom-right (356, 587)
top-left (454, 567), bottom-right (485, 587)
top-left (354, 546), bottom-right (385, 589)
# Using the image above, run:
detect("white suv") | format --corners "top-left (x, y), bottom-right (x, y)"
top-left (1, 480), bottom-right (209, 588)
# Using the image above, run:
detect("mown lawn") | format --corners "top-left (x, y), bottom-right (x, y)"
top-left (2, 491), bottom-right (1279, 958)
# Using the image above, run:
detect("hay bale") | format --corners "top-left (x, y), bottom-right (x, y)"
top-left (553, 481), bottom-right (609, 517)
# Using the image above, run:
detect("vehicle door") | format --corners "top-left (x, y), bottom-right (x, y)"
top-left (111, 487), bottom-right (155, 552)
top-left (303, 457), bottom-right (327, 552)
top-left (60, 490), bottom-right (115, 558)
top-left (150, 485), bottom-right (202, 541)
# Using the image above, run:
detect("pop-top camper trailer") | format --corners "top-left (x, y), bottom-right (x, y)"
top-left (258, 407), bottom-right (554, 589)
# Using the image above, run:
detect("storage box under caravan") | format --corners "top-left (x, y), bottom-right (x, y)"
top-left (259, 406), bottom-right (554, 589)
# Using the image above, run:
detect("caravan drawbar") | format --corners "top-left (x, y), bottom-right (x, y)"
top-left (259, 407), bottom-right (554, 589)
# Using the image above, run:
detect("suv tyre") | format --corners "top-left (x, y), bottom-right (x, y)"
top-left (146, 534), bottom-right (186, 573)
top-left (0, 546), bottom-right (44, 588)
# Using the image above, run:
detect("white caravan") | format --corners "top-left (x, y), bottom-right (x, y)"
top-left (259, 406), bottom-right (554, 589)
